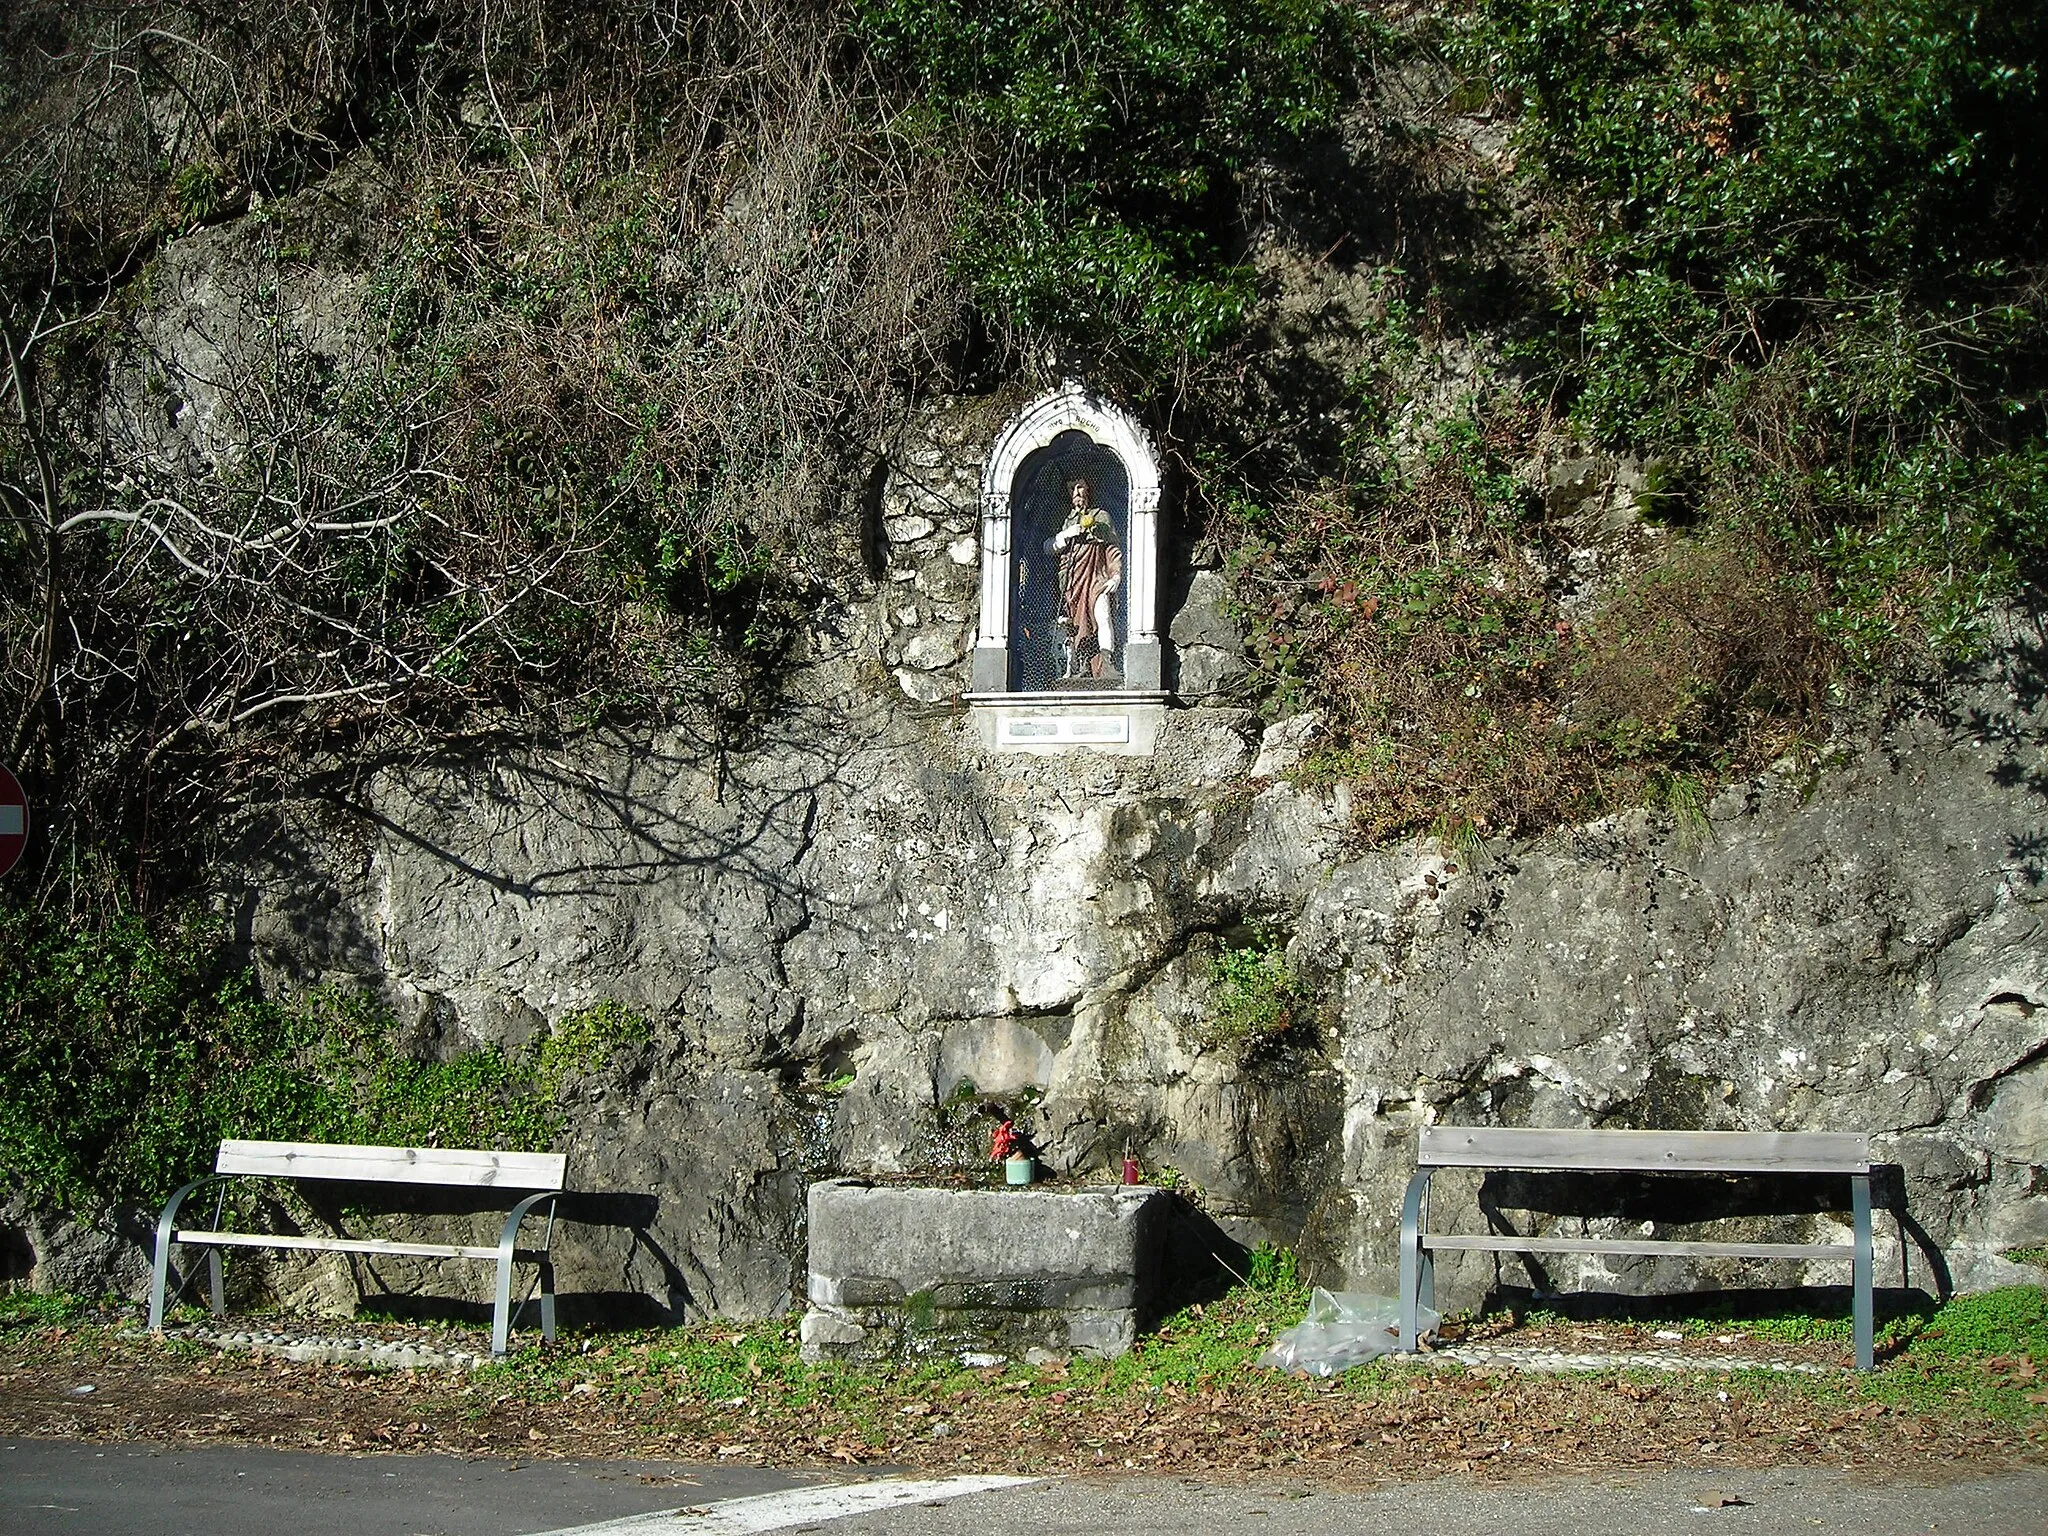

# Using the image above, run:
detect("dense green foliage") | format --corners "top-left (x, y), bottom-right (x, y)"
top-left (1480, 0), bottom-right (2048, 657)
top-left (1221, 0), bottom-right (2047, 839)
top-left (0, 901), bottom-right (646, 1210)
top-left (858, 0), bottom-right (1361, 367)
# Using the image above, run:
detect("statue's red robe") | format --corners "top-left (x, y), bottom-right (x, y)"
top-left (1057, 531), bottom-right (1122, 653)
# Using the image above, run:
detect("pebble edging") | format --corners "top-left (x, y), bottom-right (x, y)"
top-left (123, 1326), bottom-right (1843, 1378)
top-left (1428, 1344), bottom-right (1837, 1375)
top-left (123, 1324), bottom-right (487, 1372)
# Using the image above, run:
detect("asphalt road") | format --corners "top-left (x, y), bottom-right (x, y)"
top-left (1, 1440), bottom-right (810, 1535)
top-left (4, 1439), bottom-right (2045, 1536)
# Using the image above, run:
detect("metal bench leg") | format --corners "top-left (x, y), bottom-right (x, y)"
top-left (492, 1248), bottom-right (516, 1359)
top-left (149, 1177), bottom-right (215, 1334)
top-left (1852, 1172), bottom-right (1874, 1372)
top-left (208, 1249), bottom-right (225, 1318)
top-left (1399, 1168), bottom-right (1434, 1352)
top-left (148, 1246), bottom-right (175, 1336)
top-left (492, 1190), bottom-right (562, 1358)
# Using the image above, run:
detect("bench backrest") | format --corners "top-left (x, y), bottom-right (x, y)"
top-left (1419, 1126), bottom-right (1869, 1175)
top-left (215, 1139), bottom-right (567, 1190)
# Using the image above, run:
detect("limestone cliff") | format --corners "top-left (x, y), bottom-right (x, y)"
top-left (189, 554), bottom-right (2048, 1320)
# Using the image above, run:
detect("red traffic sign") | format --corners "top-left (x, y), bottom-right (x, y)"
top-left (0, 767), bottom-right (27, 878)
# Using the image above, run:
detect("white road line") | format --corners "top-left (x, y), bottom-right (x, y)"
top-left (525, 1473), bottom-right (1043, 1536)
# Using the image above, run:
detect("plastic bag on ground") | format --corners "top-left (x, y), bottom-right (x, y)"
top-left (1255, 1289), bottom-right (1439, 1377)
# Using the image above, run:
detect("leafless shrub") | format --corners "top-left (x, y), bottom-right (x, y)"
top-left (1570, 535), bottom-right (1830, 756)
top-left (0, 0), bottom-right (969, 892)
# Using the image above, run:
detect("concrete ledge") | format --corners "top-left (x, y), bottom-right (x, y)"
top-left (801, 1179), bottom-right (1173, 1364)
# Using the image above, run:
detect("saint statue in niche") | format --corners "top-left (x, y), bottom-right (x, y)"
top-left (1006, 431), bottom-right (1128, 691)
top-left (1045, 475), bottom-right (1123, 682)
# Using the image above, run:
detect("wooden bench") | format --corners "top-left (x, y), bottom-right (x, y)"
top-left (1398, 1127), bottom-right (1875, 1370)
top-left (148, 1140), bottom-right (568, 1357)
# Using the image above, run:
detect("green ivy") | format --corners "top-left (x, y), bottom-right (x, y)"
top-left (1471, 0), bottom-right (2046, 298)
top-left (0, 903), bottom-right (649, 1212)
top-left (1470, 0), bottom-right (2048, 659)
top-left (856, 0), bottom-right (1364, 369)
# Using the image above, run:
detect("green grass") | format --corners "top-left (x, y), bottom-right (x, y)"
top-left (1895, 1287), bottom-right (2047, 1363)
top-left (1483, 1286), bottom-right (2048, 1429)
top-left (471, 1282), bottom-right (2048, 1435)
top-left (477, 1275), bottom-right (1315, 1424)
top-left (1501, 1288), bottom-right (1933, 1349)
top-left (1842, 1288), bottom-right (2048, 1422)
top-left (0, 1291), bottom-right (91, 1329)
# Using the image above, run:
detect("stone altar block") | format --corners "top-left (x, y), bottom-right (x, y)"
top-left (800, 1178), bottom-right (1173, 1364)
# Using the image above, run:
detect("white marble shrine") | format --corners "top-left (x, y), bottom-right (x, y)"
top-left (967, 383), bottom-right (1169, 754)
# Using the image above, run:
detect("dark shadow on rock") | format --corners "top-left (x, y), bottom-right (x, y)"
top-left (1143, 1193), bottom-right (1250, 1330)
top-left (224, 806), bottom-right (383, 979)
top-left (0, 1222), bottom-right (33, 1287)
top-left (1479, 1168), bottom-right (1862, 1225)
top-left (554, 1291), bottom-right (683, 1330)
top-left (1875, 1163), bottom-right (1955, 1303)
top-left (560, 1190), bottom-right (699, 1327)
top-left (1466, 1164), bottom-right (1945, 1314)
top-left (216, 1184), bottom-right (693, 1335)
top-left (356, 1289), bottom-right (681, 1333)
top-left (293, 1182), bottom-right (562, 1225)
top-left (1923, 603), bottom-right (2048, 885)
top-left (1483, 1282), bottom-right (1939, 1346)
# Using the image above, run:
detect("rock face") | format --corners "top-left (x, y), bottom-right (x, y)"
top-left (801, 1179), bottom-right (1174, 1362)
top-left (871, 400), bottom-right (1002, 707)
top-left (1306, 661), bottom-right (2048, 1308)
top-left (1, 1194), bottom-right (155, 1302)
top-left (13, 463), bottom-right (2047, 1326)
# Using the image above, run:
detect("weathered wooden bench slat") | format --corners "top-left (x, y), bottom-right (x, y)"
top-left (171, 1230), bottom-right (549, 1263)
top-left (1419, 1127), bottom-right (1871, 1175)
top-left (151, 1138), bottom-right (567, 1357)
top-left (1423, 1234), bottom-right (1857, 1261)
top-left (1400, 1126), bottom-right (1877, 1371)
top-left (214, 1139), bottom-right (567, 1190)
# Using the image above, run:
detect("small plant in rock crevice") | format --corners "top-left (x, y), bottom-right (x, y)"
top-left (1192, 931), bottom-right (1305, 1060)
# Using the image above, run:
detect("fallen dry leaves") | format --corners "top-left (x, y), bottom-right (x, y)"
top-left (0, 1319), bottom-right (2042, 1486)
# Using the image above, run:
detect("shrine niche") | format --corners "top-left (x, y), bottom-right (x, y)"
top-left (968, 384), bottom-right (1168, 755)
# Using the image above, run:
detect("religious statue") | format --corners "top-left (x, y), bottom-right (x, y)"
top-left (1044, 475), bottom-right (1123, 681)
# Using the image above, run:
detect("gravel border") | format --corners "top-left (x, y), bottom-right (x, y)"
top-left (131, 1322), bottom-right (1841, 1379)
top-left (1430, 1343), bottom-right (1837, 1375)
top-left (126, 1323), bottom-right (487, 1372)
